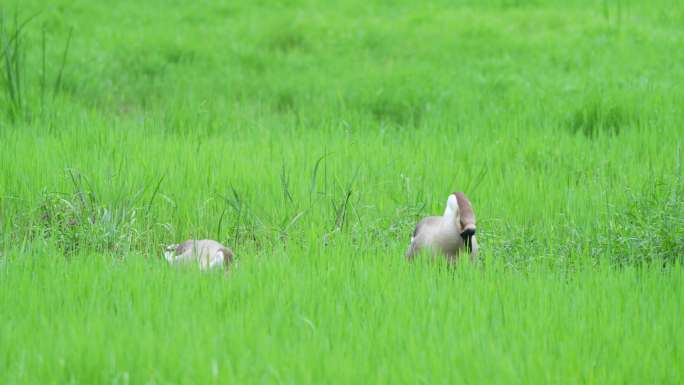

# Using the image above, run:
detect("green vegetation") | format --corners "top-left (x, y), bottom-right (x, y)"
top-left (1, 0), bottom-right (683, 384)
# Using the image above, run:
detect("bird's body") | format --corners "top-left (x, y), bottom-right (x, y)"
top-left (406, 192), bottom-right (478, 261)
top-left (164, 239), bottom-right (233, 271)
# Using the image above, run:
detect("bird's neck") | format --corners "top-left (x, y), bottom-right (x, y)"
top-left (443, 206), bottom-right (460, 226)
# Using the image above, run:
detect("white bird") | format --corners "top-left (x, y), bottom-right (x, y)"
top-left (163, 239), bottom-right (234, 271)
top-left (406, 192), bottom-right (478, 261)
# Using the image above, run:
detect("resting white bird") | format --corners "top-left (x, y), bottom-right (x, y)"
top-left (406, 192), bottom-right (478, 261)
top-left (163, 239), bottom-right (234, 271)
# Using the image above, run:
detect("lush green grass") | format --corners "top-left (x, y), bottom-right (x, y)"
top-left (1, 0), bottom-right (683, 384)
top-left (2, 254), bottom-right (682, 384)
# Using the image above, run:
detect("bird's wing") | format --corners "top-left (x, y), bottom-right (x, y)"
top-left (175, 240), bottom-right (195, 255)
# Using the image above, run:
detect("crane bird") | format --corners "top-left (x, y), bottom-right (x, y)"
top-left (163, 239), bottom-right (234, 271)
top-left (406, 192), bottom-right (478, 262)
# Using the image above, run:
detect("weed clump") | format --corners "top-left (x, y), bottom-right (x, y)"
top-left (29, 170), bottom-right (159, 256)
top-left (35, 191), bottom-right (139, 255)
top-left (368, 97), bottom-right (423, 128)
top-left (603, 177), bottom-right (684, 265)
top-left (260, 20), bottom-right (309, 54)
top-left (566, 98), bottom-right (637, 138)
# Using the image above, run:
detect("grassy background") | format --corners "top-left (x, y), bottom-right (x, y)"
top-left (1, 0), bottom-right (683, 384)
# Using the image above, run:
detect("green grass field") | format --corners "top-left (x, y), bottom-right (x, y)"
top-left (1, 1), bottom-right (683, 384)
